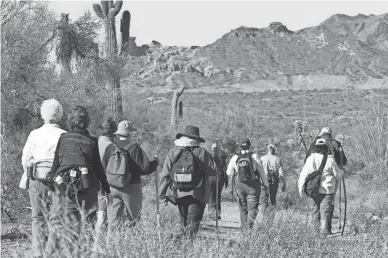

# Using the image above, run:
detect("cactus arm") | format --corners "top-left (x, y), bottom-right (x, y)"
top-left (113, 1), bottom-right (123, 15)
top-left (92, 4), bottom-right (105, 19)
top-left (108, 8), bottom-right (116, 19)
top-left (101, 1), bottom-right (110, 17)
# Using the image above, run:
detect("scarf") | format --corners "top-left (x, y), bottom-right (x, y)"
top-left (174, 136), bottom-right (200, 148)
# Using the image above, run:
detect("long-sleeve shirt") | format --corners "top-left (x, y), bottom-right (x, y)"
top-left (98, 135), bottom-right (113, 161)
top-left (102, 140), bottom-right (158, 183)
top-left (260, 154), bottom-right (286, 185)
top-left (51, 128), bottom-right (111, 194)
top-left (226, 151), bottom-right (268, 187)
top-left (159, 146), bottom-right (217, 204)
top-left (298, 153), bottom-right (344, 195)
top-left (21, 124), bottom-right (66, 170)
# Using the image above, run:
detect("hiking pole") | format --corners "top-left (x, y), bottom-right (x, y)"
top-left (155, 155), bottom-right (162, 242)
top-left (215, 139), bottom-right (220, 248)
top-left (341, 177), bottom-right (347, 237)
top-left (338, 180), bottom-right (342, 231)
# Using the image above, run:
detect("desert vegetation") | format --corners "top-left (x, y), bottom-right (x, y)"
top-left (1, 1), bottom-right (388, 257)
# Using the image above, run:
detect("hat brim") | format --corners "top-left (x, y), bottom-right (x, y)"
top-left (176, 132), bottom-right (205, 143)
top-left (114, 128), bottom-right (137, 136)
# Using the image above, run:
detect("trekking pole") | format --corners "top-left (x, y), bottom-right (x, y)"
top-left (155, 155), bottom-right (161, 242)
top-left (215, 139), bottom-right (220, 248)
top-left (338, 180), bottom-right (342, 231)
top-left (339, 145), bottom-right (347, 237)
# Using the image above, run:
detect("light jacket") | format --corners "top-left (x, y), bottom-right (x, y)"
top-left (226, 151), bottom-right (268, 187)
top-left (260, 154), bottom-right (286, 185)
top-left (298, 153), bottom-right (344, 195)
top-left (159, 139), bottom-right (217, 204)
top-left (21, 124), bottom-right (66, 170)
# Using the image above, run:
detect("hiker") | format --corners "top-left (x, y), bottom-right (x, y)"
top-left (208, 143), bottom-right (228, 220)
top-left (159, 125), bottom-right (217, 239)
top-left (101, 120), bottom-right (158, 234)
top-left (298, 139), bottom-right (344, 236)
top-left (95, 118), bottom-right (117, 237)
top-left (260, 144), bottom-right (286, 218)
top-left (305, 127), bottom-right (347, 168)
top-left (21, 99), bottom-right (66, 258)
top-left (51, 106), bottom-right (112, 224)
top-left (226, 138), bottom-right (268, 229)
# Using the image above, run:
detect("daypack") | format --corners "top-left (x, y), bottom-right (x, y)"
top-left (106, 142), bottom-right (135, 188)
top-left (267, 161), bottom-right (279, 185)
top-left (303, 154), bottom-right (328, 198)
top-left (170, 147), bottom-right (202, 191)
top-left (236, 152), bottom-right (254, 182)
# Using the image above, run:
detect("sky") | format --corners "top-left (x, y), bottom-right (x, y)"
top-left (48, 0), bottom-right (388, 46)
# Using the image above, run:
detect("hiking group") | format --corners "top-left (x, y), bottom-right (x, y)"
top-left (20, 99), bottom-right (347, 257)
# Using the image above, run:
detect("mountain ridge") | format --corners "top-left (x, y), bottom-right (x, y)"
top-left (126, 12), bottom-right (388, 91)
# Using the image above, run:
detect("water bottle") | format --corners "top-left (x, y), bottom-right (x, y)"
top-left (54, 175), bottom-right (66, 195)
top-left (80, 167), bottom-right (90, 189)
top-left (27, 166), bottom-right (34, 179)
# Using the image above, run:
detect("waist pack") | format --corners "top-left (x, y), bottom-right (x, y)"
top-left (236, 152), bottom-right (254, 182)
top-left (303, 155), bottom-right (328, 198)
top-left (61, 167), bottom-right (91, 200)
top-left (30, 165), bottom-right (52, 183)
top-left (106, 143), bottom-right (135, 188)
top-left (170, 147), bottom-right (202, 191)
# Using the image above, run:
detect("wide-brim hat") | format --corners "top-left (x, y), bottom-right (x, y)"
top-left (176, 125), bottom-right (205, 143)
top-left (114, 120), bottom-right (137, 136)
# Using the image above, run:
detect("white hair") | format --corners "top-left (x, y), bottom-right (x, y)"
top-left (40, 98), bottom-right (63, 124)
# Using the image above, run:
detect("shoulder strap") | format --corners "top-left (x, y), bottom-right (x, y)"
top-left (318, 155), bottom-right (328, 174)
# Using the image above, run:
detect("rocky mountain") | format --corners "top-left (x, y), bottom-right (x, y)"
top-left (127, 13), bottom-right (388, 91)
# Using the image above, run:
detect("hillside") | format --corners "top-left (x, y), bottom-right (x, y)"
top-left (126, 13), bottom-right (388, 91)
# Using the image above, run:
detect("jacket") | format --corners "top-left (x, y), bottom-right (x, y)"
top-left (159, 146), bottom-right (217, 204)
top-left (298, 153), bottom-right (344, 195)
top-left (98, 135), bottom-right (113, 161)
top-left (226, 151), bottom-right (268, 187)
top-left (51, 128), bottom-right (111, 194)
top-left (101, 140), bottom-right (158, 184)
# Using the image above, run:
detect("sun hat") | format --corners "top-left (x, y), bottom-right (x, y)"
top-left (318, 127), bottom-right (332, 136)
top-left (315, 139), bottom-right (326, 146)
top-left (114, 120), bottom-right (137, 136)
top-left (267, 144), bottom-right (276, 149)
top-left (176, 125), bottom-right (205, 143)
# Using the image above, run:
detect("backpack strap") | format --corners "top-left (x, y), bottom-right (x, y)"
top-left (318, 154), bottom-right (328, 174)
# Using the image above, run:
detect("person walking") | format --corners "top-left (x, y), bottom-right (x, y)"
top-left (298, 139), bottom-right (344, 236)
top-left (102, 120), bottom-right (158, 235)
top-left (260, 144), bottom-right (286, 219)
top-left (208, 143), bottom-right (228, 220)
top-left (51, 106), bottom-right (112, 224)
top-left (159, 125), bottom-right (217, 239)
top-left (226, 138), bottom-right (268, 230)
top-left (21, 99), bottom-right (66, 258)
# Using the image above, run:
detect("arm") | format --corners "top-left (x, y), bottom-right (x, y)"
top-left (226, 155), bottom-right (237, 177)
top-left (130, 144), bottom-right (158, 175)
top-left (304, 140), bottom-right (315, 164)
top-left (298, 156), bottom-right (313, 193)
top-left (51, 136), bottom-right (61, 177)
top-left (330, 157), bottom-right (344, 180)
top-left (92, 141), bottom-right (111, 194)
top-left (277, 158), bottom-right (286, 186)
top-left (159, 151), bottom-right (173, 198)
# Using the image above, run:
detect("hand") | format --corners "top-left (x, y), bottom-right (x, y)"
top-left (299, 190), bottom-right (305, 198)
top-left (282, 183), bottom-right (286, 192)
top-left (154, 155), bottom-right (160, 166)
top-left (106, 192), bottom-right (113, 207)
top-left (224, 180), bottom-right (229, 189)
top-left (160, 198), bottom-right (168, 206)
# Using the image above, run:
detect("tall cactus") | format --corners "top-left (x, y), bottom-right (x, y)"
top-left (120, 10), bottom-right (131, 54)
top-left (93, 1), bottom-right (125, 119)
top-left (171, 85), bottom-right (185, 127)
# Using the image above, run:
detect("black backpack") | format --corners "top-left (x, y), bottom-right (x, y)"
top-left (236, 152), bottom-right (254, 182)
top-left (303, 154), bottom-right (328, 198)
top-left (170, 147), bottom-right (202, 191)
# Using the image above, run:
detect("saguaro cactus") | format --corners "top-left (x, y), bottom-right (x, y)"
top-left (120, 10), bottom-right (131, 54)
top-left (93, 1), bottom-right (126, 119)
top-left (171, 86), bottom-right (185, 127)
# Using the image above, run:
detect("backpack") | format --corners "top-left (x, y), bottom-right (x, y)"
top-left (106, 142), bottom-right (135, 188)
top-left (170, 147), bottom-right (202, 191)
top-left (236, 152), bottom-right (254, 182)
top-left (303, 154), bottom-right (328, 198)
top-left (267, 161), bottom-right (279, 185)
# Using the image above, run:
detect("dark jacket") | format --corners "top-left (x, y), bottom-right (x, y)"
top-left (101, 139), bottom-right (158, 184)
top-left (51, 128), bottom-right (111, 194)
top-left (305, 137), bottom-right (347, 167)
top-left (159, 146), bottom-right (217, 204)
